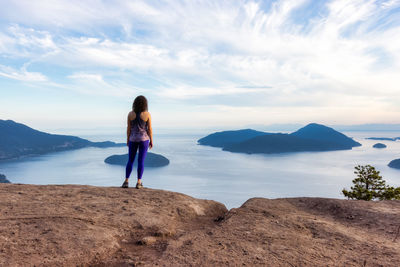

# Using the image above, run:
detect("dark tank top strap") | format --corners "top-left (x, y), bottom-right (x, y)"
top-left (135, 112), bottom-right (140, 122)
top-left (133, 112), bottom-right (147, 128)
top-left (135, 112), bottom-right (142, 122)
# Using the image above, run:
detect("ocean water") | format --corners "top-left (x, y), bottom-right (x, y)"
top-left (1, 131), bottom-right (400, 209)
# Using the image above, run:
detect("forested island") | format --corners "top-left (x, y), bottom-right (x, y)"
top-left (373, 143), bottom-right (387, 148)
top-left (0, 174), bottom-right (10, 183)
top-left (198, 123), bottom-right (361, 154)
top-left (0, 119), bottom-right (124, 161)
top-left (104, 153), bottom-right (170, 168)
top-left (388, 159), bottom-right (400, 169)
top-left (197, 129), bottom-right (267, 148)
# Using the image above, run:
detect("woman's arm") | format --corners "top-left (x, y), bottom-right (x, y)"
top-left (147, 112), bottom-right (153, 149)
top-left (126, 112), bottom-right (131, 146)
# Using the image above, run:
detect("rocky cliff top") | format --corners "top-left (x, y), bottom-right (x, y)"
top-left (1, 184), bottom-right (399, 266)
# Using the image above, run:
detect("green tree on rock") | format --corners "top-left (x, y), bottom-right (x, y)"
top-left (342, 165), bottom-right (400, 200)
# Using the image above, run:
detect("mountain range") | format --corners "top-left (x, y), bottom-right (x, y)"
top-left (0, 120), bottom-right (124, 161)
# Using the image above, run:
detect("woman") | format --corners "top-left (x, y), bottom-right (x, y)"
top-left (121, 95), bottom-right (153, 189)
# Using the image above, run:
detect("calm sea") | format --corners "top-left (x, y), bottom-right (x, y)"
top-left (1, 131), bottom-right (400, 209)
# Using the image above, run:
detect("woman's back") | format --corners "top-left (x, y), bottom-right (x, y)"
top-left (129, 111), bottom-right (150, 142)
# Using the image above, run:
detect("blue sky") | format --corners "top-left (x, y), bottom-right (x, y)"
top-left (0, 0), bottom-right (399, 131)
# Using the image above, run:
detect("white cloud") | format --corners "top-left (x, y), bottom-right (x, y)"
top-left (0, 25), bottom-right (58, 58)
top-left (156, 84), bottom-right (272, 99)
top-left (61, 38), bottom-right (170, 69)
top-left (66, 72), bottom-right (145, 97)
top-left (0, 64), bottom-right (47, 82)
top-left (68, 73), bottom-right (104, 83)
top-left (0, 0), bottom-right (400, 126)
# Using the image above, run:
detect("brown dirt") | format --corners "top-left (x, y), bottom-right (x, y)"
top-left (1, 184), bottom-right (399, 266)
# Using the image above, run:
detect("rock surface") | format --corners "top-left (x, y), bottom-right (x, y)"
top-left (1, 184), bottom-right (400, 266)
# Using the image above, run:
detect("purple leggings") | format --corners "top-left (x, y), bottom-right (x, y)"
top-left (125, 140), bottom-right (149, 179)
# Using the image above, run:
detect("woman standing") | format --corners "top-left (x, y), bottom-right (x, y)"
top-left (121, 95), bottom-right (153, 189)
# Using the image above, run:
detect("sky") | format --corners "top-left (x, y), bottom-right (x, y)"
top-left (0, 0), bottom-right (400, 131)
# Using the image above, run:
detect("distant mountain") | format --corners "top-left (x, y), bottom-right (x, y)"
top-left (197, 129), bottom-right (268, 148)
top-left (333, 124), bottom-right (400, 131)
top-left (388, 159), bottom-right (400, 169)
top-left (0, 174), bottom-right (11, 183)
top-left (104, 153), bottom-right (169, 167)
top-left (367, 137), bottom-right (400, 141)
top-left (199, 123), bottom-right (361, 154)
top-left (0, 120), bottom-right (124, 161)
top-left (373, 143), bottom-right (387, 149)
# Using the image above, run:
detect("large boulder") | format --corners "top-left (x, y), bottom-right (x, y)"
top-left (0, 184), bottom-right (226, 266)
top-left (155, 197), bottom-right (400, 266)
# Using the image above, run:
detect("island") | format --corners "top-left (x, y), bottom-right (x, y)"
top-left (0, 174), bottom-right (10, 183)
top-left (105, 153), bottom-right (169, 167)
top-left (388, 159), bottom-right (400, 169)
top-left (373, 143), bottom-right (387, 149)
top-left (198, 129), bottom-right (267, 148)
top-left (0, 119), bottom-right (124, 161)
top-left (199, 123), bottom-right (361, 154)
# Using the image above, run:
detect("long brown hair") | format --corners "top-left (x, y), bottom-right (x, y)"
top-left (132, 95), bottom-right (148, 113)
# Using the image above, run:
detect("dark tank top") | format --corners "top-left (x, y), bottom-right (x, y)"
top-left (129, 112), bottom-right (150, 142)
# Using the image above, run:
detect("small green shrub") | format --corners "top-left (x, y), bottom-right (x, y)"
top-left (342, 165), bottom-right (400, 200)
